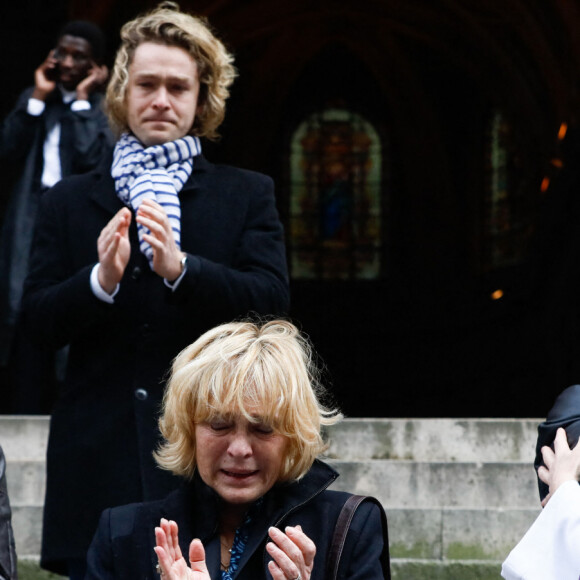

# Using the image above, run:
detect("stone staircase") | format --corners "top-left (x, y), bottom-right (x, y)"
top-left (325, 418), bottom-right (542, 580)
top-left (0, 416), bottom-right (543, 579)
top-left (0, 417), bottom-right (47, 563)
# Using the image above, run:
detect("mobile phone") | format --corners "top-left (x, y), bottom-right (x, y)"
top-left (45, 62), bottom-right (60, 82)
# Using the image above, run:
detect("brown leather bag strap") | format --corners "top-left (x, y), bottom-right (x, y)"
top-left (326, 494), bottom-right (391, 579)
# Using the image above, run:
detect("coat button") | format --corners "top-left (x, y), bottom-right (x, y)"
top-left (135, 388), bottom-right (148, 401)
top-left (131, 266), bottom-right (142, 280)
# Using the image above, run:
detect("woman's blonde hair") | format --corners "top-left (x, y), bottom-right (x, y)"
top-left (155, 320), bottom-right (342, 482)
top-left (106, 1), bottom-right (236, 140)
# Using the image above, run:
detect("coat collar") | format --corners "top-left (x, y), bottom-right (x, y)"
top-left (143, 473), bottom-right (222, 577)
top-left (40, 86), bottom-right (102, 107)
top-left (236, 460), bottom-right (339, 574)
top-left (88, 150), bottom-right (213, 216)
top-left (144, 460), bottom-right (338, 577)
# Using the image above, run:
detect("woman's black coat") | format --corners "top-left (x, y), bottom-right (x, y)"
top-left (22, 153), bottom-right (289, 574)
top-left (86, 460), bottom-right (389, 579)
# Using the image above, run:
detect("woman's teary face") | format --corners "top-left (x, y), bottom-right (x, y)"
top-left (195, 411), bottom-right (288, 509)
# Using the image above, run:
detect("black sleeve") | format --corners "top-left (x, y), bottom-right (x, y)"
top-left (0, 88), bottom-right (42, 162)
top-left (22, 187), bottom-right (113, 348)
top-left (66, 96), bottom-right (114, 173)
top-left (85, 509), bottom-right (116, 580)
top-left (339, 501), bottom-right (389, 579)
top-left (170, 173), bottom-right (290, 318)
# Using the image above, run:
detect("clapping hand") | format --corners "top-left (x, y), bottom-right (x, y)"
top-left (154, 519), bottom-right (211, 580)
top-left (266, 525), bottom-right (316, 580)
top-left (136, 199), bottom-right (184, 281)
top-left (97, 208), bottom-right (132, 294)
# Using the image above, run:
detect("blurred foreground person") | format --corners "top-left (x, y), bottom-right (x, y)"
top-left (87, 320), bottom-right (390, 579)
top-left (501, 384), bottom-right (580, 580)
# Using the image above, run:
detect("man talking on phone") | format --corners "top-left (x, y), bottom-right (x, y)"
top-left (0, 21), bottom-right (113, 413)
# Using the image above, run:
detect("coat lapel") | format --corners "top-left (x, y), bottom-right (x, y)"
top-left (179, 154), bottom-right (210, 198)
top-left (234, 461), bottom-right (339, 577)
top-left (88, 153), bottom-right (124, 216)
top-left (136, 462), bottom-right (338, 579)
top-left (143, 476), bottom-right (223, 578)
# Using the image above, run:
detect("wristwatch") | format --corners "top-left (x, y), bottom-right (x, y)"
top-left (180, 254), bottom-right (188, 274)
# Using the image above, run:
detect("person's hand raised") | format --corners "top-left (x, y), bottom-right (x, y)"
top-left (75, 62), bottom-right (108, 101)
top-left (538, 427), bottom-right (580, 507)
top-left (97, 208), bottom-right (132, 294)
top-left (32, 50), bottom-right (58, 100)
top-left (136, 199), bottom-right (185, 281)
top-left (154, 519), bottom-right (211, 580)
top-left (266, 524), bottom-right (316, 580)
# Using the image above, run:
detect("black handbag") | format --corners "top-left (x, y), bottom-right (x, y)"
top-left (326, 495), bottom-right (391, 580)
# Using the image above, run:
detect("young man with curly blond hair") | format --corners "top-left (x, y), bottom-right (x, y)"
top-left (23, 4), bottom-right (289, 577)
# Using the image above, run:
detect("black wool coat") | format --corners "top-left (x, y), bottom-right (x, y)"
top-left (22, 153), bottom-right (290, 574)
top-left (86, 460), bottom-right (389, 579)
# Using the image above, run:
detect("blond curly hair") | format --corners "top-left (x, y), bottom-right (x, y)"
top-left (106, 1), bottom-right (236, 140)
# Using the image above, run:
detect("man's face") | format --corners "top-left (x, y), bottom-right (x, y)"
top-left (126, 42), bottom-right (200, 147)
top-left (53, 35), bottom-right (93, 91)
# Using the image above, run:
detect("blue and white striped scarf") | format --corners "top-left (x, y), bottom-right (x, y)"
top-left (111, 132), bottom-right (202, 269)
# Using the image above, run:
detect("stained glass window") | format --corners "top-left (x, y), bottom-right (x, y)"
top-left (289, 108), bottom-right (383, 280)
top-left (483, 109), bottom-right (532, 270)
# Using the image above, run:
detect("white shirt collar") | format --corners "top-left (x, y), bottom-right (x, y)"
top-left (58, 85), bottom-right (77, 104)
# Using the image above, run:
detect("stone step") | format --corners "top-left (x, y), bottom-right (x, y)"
top-left (390, 559), bottom-right (505, 580)
top-left (10, 492), bottom-right (541, 562)
top-left (385, 507), bottom-right (538, 561)
top-left (4, 456), bottom-right (542, 509)
top-left (329, 460), bottom-right (540, 508)
top-left (6, 457), bottom-right (543, 562)
top-left (0, 416), bottom-right (49, 461)
top-left (0, 417), bottom-right (544, 463)
top-left (325, 418), bottom-right (542, 462)
top-left (5, 460), bottom-right (45, 506)
top-left (11, 505), bottom-right (539, 565)
top-left (11, 557), bottom-right (512, 580)
top-left (0, 416), bottom-right (545, 574)
top-left (18, 559), bottom-right (65, 579)
top-left (12, 506), bottom-right (43, 559)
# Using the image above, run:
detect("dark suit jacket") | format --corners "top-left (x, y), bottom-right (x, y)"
top-left (22, 153), bottom-right (289, 574)
top-left (86, 460), bottom-right (389, 580)
top-left (0, 87), bottom-right (113, 362)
